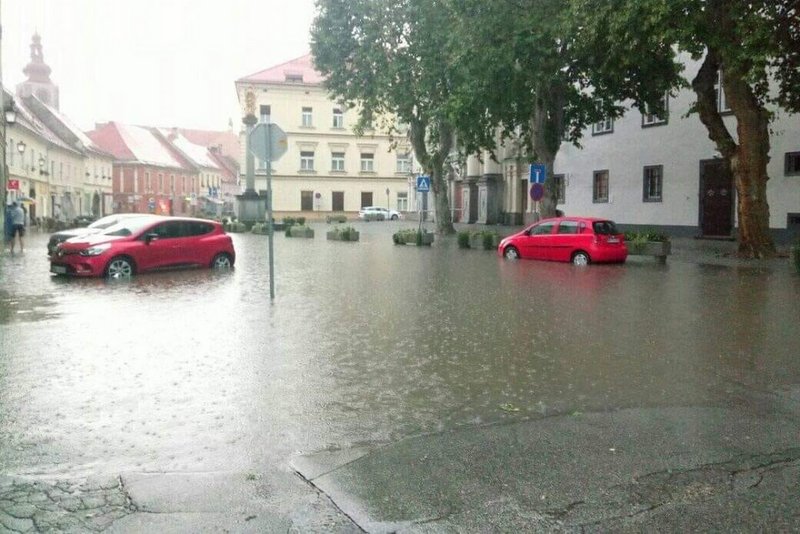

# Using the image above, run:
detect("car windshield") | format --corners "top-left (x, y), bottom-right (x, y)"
top-left (592, 220), bottom-right (620, 235)
top-left (101, 217), bottom-right (157, 237)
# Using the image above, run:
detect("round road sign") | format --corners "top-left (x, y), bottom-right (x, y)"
top-left (530, 183), bottom-right (545, 201)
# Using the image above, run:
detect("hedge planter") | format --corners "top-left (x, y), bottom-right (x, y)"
top-left (286, 225), bottom-right (315, 238)
top-left (363, 213), bottom-right (386, 222)
top-left (393, 229), bottom-right (434, 246)
top-left (326, 214), bottom-right (348, 224)
top-left (326, 226), bottom-right (360, 242)
top-left (224, 221), bottom-right (247, 233)
top-left (251, 223), bottom-right (273, 235)
top-left (628, 240), bottom-right (671, 262)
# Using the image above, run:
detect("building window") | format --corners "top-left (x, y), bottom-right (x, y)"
top-left (159, 173), bottom-right (164, 192)
top-left (332, 191), bottom-right (344, 211)
top-left (302, 107), bottom-right (313, 127)
top-left (260, 105), bottom-right (271, 123)
top-left (715, 70), bottom-right (732, 113)
top-left (397, 191), bottom-right (408, 211)
top-left (360, 153), bottom-right (375, 172)
top-left (170, 174), bottom-right (175, 192)
top-left (332, 108), bottom-right (344, 128)
top-left (146, 172), bottom-right (151, 192)
top-left (300, 190), bottom-right (313, 211)
top-left (593, 170), bottom-right (609, 203)
top-left (785, 152), bottom-right (800, 176)
top-left (331, 152), bottom-right (345, 171)
top-left (592, 100), bottom-right (613, 135)
top-left (300, 151), bottom-right (315, 171)
top-left (642, 93), bottom-right (669, 126)
top-left (553, 174), bottom-right (566, 204)
top-left (396, 153), bottom-right (412, 174)
top-left (643, 165), bottom-right (663, 202)
top-left (8, 138), bottom-right (13, 166)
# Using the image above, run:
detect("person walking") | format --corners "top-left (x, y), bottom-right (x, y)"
top-left (4, 204), bottom-right (13, 252)
top-left (9, 201), bottom-right (26, 254)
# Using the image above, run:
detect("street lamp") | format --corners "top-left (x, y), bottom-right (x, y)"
top-left (38, 156), bottom-right (46, 174)
top-left (16, 140), bottom-right (26, 157)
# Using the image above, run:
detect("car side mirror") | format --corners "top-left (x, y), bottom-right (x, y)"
top-left (144, 232), bottom-right (159, 243)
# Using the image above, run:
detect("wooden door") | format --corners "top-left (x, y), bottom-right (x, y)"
top-left (700, 160), bottom-right (733, 237)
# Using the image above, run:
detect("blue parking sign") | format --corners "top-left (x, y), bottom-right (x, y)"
top-left (529, 163), bottom-right (546, 184)
top-left (416, 175), bottom-right (431, 192)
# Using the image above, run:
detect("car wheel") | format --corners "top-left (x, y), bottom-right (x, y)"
top-left (211, 253), bottom-right (233, 269)
top-left (391, 214), bottom-right (398, 220)
top-left (572, 251), bottom-right (590, 266)
top-left (503, 246), bottom-right (520, 260)
top-left (105, 256), bottom-right (135, 278)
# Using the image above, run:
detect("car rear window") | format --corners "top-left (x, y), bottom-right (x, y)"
top-left (592, 220), bottom-right (620, 235)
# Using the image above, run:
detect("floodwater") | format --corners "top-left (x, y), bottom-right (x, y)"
top-left (1, 223), bottom-right (799, 480)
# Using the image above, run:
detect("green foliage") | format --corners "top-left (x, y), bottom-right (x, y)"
top-left (457, 231), bottom-right (470, 248)
top-left (393, 228), bottom-right (433, 246)
top-left (283, 217), bottom-right (296, 227)
top-left (296, 217), bottom-right (306, 225)
top-left (329, 225), bottom-right (358, 241)
top-left (623, 230), bottom-right (670, 243)
top-left (326, 214), bottom-right (347, 224)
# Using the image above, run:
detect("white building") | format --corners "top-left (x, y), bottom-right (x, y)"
top-left (235, 54), bottom-right (417, 218)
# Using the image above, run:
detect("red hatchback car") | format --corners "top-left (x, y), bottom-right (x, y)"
top-left (50, 215), bottom-right (236, 277)
top-left (497, 217), bottom-right (627, 265)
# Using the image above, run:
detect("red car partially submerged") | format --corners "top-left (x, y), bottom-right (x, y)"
top-left (498, 217), bottom-right (627, 265)
top-left (50, 215), bottom-right (236, 277)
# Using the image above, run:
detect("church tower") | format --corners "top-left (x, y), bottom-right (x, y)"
top-left (16, 33), bottom-right (60, 110)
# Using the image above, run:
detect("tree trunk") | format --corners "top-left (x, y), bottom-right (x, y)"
top-left (691, 50), bottom-right (775, 258)
top-left (410, 117), bottom-right (455, 235)
top-left (724, 71), bottom-right (776, 258)
top-left (531, 84), bottom-right (564, 219)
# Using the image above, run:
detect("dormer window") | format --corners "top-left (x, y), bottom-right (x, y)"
top-left (285, 72), bottom-right (303, 83)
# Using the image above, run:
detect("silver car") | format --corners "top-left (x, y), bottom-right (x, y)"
top-left (357, 206), bottom-right (402, 221)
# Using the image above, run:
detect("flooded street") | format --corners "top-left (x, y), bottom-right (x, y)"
top-left (1, 223), bottom-right (799, 530)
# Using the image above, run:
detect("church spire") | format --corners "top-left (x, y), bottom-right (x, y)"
top-left (17, 33), bottom-right (60, 110)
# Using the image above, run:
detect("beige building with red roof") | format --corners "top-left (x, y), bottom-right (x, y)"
top-left (235, 54), bottom-right (416, 217)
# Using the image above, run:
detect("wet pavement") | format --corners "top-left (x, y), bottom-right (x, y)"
top-left (1, 222), bottom-right (798, 532)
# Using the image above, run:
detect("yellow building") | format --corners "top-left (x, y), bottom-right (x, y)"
top-left (235, 54), bottom-right (415, 217)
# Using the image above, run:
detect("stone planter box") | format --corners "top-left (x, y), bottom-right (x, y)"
top-left (394, 232), bottom-right (434, 246)
top-left (326, 214), bottom-right (348, 224)
top-left (629, 240), bottom-right (671, 262)
top-left (286, 226), bottom-right (315, 238)
top-left (468, 233), bottom-right (500, 250)
top-left (326, 229), bottom-right (360, 242)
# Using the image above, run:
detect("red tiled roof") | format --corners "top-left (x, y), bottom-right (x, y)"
top-left (237, 54), bottom-right (325, 85)
top-left (86, 122), bottom-right (136, 161)
top-left (175, 128), bottom-right (240, 160)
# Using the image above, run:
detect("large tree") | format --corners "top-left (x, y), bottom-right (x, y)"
top-left (571, 0), bottom-right (800, 258)
top-left (311, 0), bottom-right (461, 234)
top-left (444, 0), bottom-right (681, 219)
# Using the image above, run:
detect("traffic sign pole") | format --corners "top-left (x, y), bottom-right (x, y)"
top-left (265, 120), bottom-right (275, 300)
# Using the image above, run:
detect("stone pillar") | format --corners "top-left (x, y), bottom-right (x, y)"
top-left (236, 114), bottom-right (265, 224)
top-left (478, 149), bottom-right (504, 224)
top-left (465, 154), bottom-right (481, 224)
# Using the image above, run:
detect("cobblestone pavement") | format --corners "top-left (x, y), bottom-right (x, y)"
top-left (0, 476), bottom-right (134, 532)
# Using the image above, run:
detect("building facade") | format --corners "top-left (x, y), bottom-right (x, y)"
top-left (235, 55), bottom-right (416, 218)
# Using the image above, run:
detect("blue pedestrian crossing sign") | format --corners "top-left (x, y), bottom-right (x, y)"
top-left (416, 175), bottom-right (431, 192)
top-left (529, 163), bottom-right (546, 184)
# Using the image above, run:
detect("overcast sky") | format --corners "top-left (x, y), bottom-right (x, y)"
top-left (2, 0), bottom-right (317, 132)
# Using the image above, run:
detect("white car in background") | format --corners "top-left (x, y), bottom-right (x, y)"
top-left (357, 206), bottom-right (402, 221)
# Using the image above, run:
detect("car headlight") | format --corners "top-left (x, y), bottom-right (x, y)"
top-left (79, 243), bottom-right (112, 256)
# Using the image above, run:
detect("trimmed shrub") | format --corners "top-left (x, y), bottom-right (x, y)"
top-left (457, 231), bottom-right (470, 248)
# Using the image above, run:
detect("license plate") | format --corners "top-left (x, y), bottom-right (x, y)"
top-left (607, 237), bottom-right (619, 243)
top-left (50, 265), bottom-right (67, 274)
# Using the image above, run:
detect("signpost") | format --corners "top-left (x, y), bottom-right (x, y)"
top-left (249, 121), bottom-right (288, 300)
top-left (416, 175), bottom-right (430, 232)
